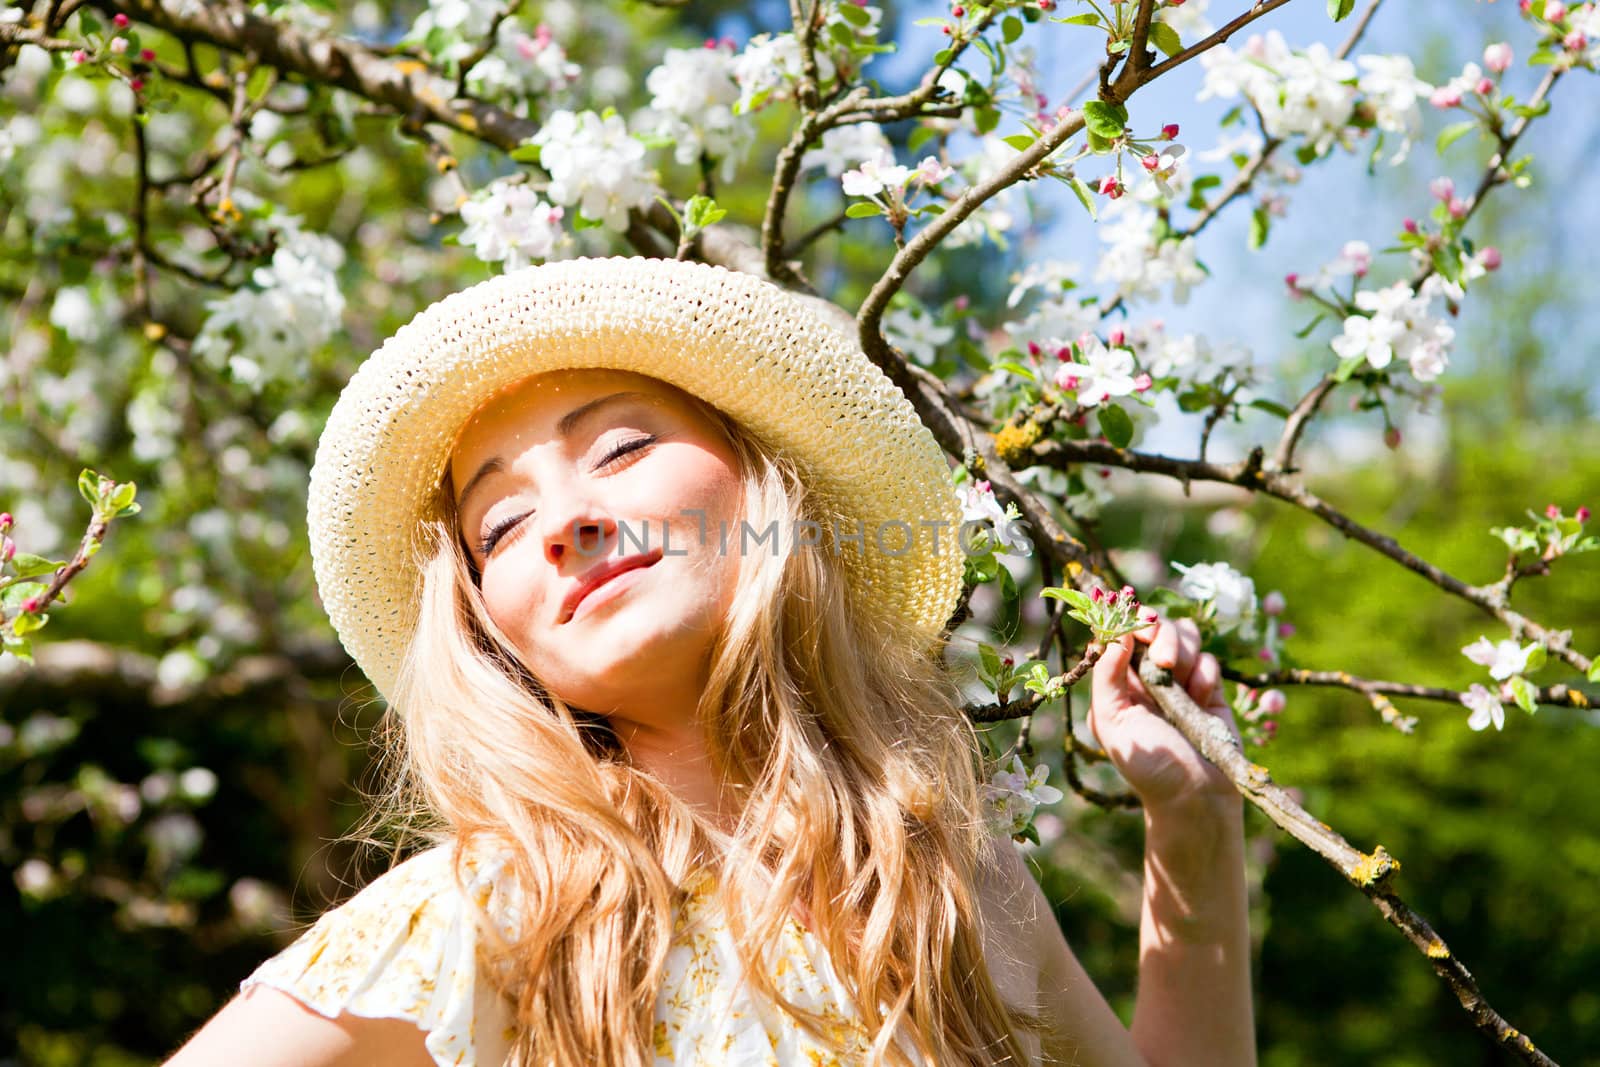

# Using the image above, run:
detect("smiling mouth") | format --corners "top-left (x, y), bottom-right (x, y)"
top-left (558, 549), bottom-right (663, 624)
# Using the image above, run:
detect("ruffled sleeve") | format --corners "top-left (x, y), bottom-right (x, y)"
top-left (239, 842), bottom-right (518, 1067)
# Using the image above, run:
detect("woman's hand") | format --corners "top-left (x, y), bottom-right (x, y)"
top-left (1087, 612), bottom-right (1242, 811)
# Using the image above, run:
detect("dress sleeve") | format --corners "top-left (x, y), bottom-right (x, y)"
top-left (239, 843), bottom-right (518, 1067)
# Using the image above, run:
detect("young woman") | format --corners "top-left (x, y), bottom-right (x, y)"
top-left (163, 256), bottom-right (1254, 1067)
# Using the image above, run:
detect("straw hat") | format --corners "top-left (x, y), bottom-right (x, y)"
top-left (308, 255), bottom-right (966, 705)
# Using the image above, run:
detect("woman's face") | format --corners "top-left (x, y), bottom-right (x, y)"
top-left (448, 368), bottom-right (745, 724)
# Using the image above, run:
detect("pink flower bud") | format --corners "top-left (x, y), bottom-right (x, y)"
top-left (1430, 86), bottom-right (1462, 109)
top-left (113, 12), bottom-right (129, 28)
top-left (1384, 426), bottom-right (1403, 450)
top-left (1475, 76), bottom-right (1495, 95)
top-left (1, 536), bottom-right (13, 563)
top-left (1119, 585), bottom-right (1136, 600)
top-left (1564, 30), bottom-right (1587, 50)
top-left (1429, 176), bottom-right (1455, 201)
top-left (1284, 272), bottom-right (1299, 289)
top-left (1403, 217), bottom-right (1419, 234)
top-left (110, 37), bottom-right (129, 54)
top-left (1099, 468), bottom-right (1112, 479)
top-left (1278, 622), bottom-right (1296, 638)
top-left (1026, 341), bottom-right (1041, 357)
top-left (1259, 689), bottom-right (1287, 715)
top-left (1038, 0), bottom-right (1056, 10)
top-left (952, 3), bottom-right (965, 14)
top-left (1091, 586), bottom-right (1104, 603)
top-left (1483, 42), bottom-right (1514, 72)
top-left (1098, 175), bottom-right (1123, 199)
top-left (1055, 346), bottom-right (1072, 361)
top-left (1258, 648), bottom-right (1275, 661)
top-left (1480, 246), bottom-right (1502, 270)
top-left (1546, 0), bottom-right (1567, 20)
top-left (140, 48), bottom-right (156, 61)
top-left (0, 512), bottom-right (11, 532)
top-left (20, 596), bottom-right (41, 614)
top-left (941, 24), bottom-right (953, 34)
top-left (1519, 0), bottom-right (1532, 12)
top-left (1263, 719), bottom-right (1278, 736)
top-left (1161, 123), bottom-right (1180, 140)
top-left (1263, 591), bottom-right (1286, 616)
top-left (703, 37), bottom-right (718, 48)
top-left (1142, 610), bottom-right (1159, 623)
top-left (1001, 653), bottom-right (1015, 666)
top-left (1246, 688), bottom-right (1259, 702)
top-left (1133, 373), bottom-right (1152, 392)
top-left (975, 479), bottom-right (991, 494)
top-left (1141, 153), bottom-right (1160, 172)
top-left (1578, 506), bottom-right (1591, 522)
top-left (954, 294), bottom-right (970, 311)
top-left (129, 77), bottom-right (144, 91)
top-left (71, 49), bottom-right (88, 64)
top-left (1546, 503), bottom-right (1562, 519)
top-left (1109, 328), bottom-right (1126, 347)
top-left (1448, 196), bottom-right (1468, 219)
top-left (1062, 374), bottom-right (1080, 391)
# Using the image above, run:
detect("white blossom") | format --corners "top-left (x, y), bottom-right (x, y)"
top-left (733, 32), bottom-right (836, 114)
top-left (983, 757), bottom-right (1063, 835)
top-left (640, 46), bottom-right (752, 182)
top-left (1461, 636), bottom-right (1538, 681)
top-left (1200, 32), bottom-right (1359, 158)
top-left (459, 179), bottom-right (567, 270)
top-left (956, 480), bottom-right (1033, 557)
top-left (1172, 560), bottom-right (1259, 637)
top-left (465, 22), bottom-right (581, 109)
top-left (841, 148), bottom-right (911, 198)
top-left (882, 305), bottom-right (953, 366)
top-left (528, 109), bottom-right (659, 232)
top-left (1095, 204), bottom-right (1206, 304)
top-left (800, 122), bottom-right (890, 178)
top-left (1055, 336), bottom-right (1137, 408)
top-left (406, 0), bottom-right (506, 64)
top-left (1461, 683), bottom-right (1505, 732)
top-left (1330, 281), bottom-right (1454, 381)
top-left (1003, 296), bottom-right (1101, 358)
top-left (1356, 54), bottom-right (1431, 163)
top-left (1157, 0), bottom-right (1214, 38)
top-left (1005, 259), bottom-right (1080, 309)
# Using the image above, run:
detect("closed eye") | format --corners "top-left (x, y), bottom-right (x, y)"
top-left (475, 434), bottom-right (657, 559)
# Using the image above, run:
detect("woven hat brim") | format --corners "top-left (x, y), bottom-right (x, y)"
top-left (307, 256), bottom-right (965, 704)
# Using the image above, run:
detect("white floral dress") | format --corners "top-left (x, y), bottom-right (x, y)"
top-left (239, 842), bottom-right (902, 1066)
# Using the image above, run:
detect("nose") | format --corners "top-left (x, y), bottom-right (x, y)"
top-left (537, 489), bottom-right (618, 568)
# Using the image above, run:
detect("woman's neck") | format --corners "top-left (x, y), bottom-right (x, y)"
top-left (609, 715), bottom-right (744, 835)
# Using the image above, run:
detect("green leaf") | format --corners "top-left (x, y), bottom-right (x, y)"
top-left (1332, 354), bottom-right (1368, 383)
top-left (1082, 100), bottom-right (1128, 140)
top-left (1002, 133), bottom-right (1036, 151)
top-left (1249, 206), bottom-right (1270, 249)
top-left (1525, 645), bottom-right (1548, 673)
top-left (992, 359), bottom-right (1038, 381)
top-left (933, 47), bottom-right (954, 66)
top-left (974, 106), bottom-right (1000, 134)
top-left (1098, 404), bottom-right (1134, 448)
top-left (978, 642), bottom-right (1001, 680)
top-left (1003, 15), bottom-right (1024, 43)
top-left (1436, 121), bottom-right (1477, 153)
top-left (1148, 22), bottom-right (1182, 58)
top-left (908, 124), bottom-right (940, 154)
top-left (1587, 660), bottom-right (1600, 683)
top-left (108, 482), bottom-right (137, 512)
top-left (79, 468), bottom-right (101, 507)
top-left (1068, 176), bottom-right (1098, 219)
top-left (1041, 586), bottom-right (1093, 612)
top-left (1328, 0), bottom-right (1356, 19)
top-left (1051, 12), bottom-right (1101, 26)
top-left (1507, 675), bottom-right (1538, 714)
top-left (7, 553), bottom-right (63, 580)
top-left (828, 21), bottom-right (854, 46)
top-left (571, 211), bottom-right (604, 231)
top-left (1016, 822), bottom-right (1041, 845)
top-left (845, 202), bottom-right (883, 218)
top-left (1, 580), bottom-right (47, 613)
top-left (997, 566), bottom-right (1021, 642)
top-left (1248, 397), bottom-right (1292, 419)
top-left (1086, 128), bottom-right (1114, 154)
top-left (684, 194), bottom-right (726, 230)
top-left (837, 1), bottom-right (871, 26)
top-left (11, 610), bottom-right (48, 636)
top-left (509, 142), bottom-right (542, 164)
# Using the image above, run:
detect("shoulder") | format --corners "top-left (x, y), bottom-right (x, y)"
top-left (237, 838), bottom-right (518, 1067)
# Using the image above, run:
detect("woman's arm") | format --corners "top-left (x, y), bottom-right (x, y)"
top-left (162, 984), bottom-right (434, 1067)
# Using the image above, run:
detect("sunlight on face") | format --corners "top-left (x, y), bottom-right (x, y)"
top-left (448, 368), bottom-right (745, 725)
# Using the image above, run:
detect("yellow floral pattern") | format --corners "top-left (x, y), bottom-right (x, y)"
top-left (240, 843), bottom-right (911, 1066)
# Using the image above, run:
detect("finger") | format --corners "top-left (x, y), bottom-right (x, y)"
top-left (1149, 615), bottom-right (1181, 672)
top-left (1091, 633), bottom-right (1135, 724)
top-left (1188, 652), bottom-right (1221, 708)
top-left (1131, 606), bottom-right (1162, 645)
top-left (1173, 617), bottom-right (1202, 687)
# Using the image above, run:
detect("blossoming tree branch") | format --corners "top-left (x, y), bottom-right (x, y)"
top-left (3, 0), bottom-right (1597, 1060)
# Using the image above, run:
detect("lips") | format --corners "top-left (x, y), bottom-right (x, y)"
top-left (558, 548), bottom-right (663, 624)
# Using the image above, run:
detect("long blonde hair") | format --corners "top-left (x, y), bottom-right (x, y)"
top-left (367, 383), bottom-right (1039, 1066)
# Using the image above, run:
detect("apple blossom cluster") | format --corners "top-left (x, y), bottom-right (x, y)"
top-left (1200, 32), bottom-right (1432, 164)
top-left (191, 208), bottom-right (346, 392)
top-left (1460, 683), bottom-right (1508, 732)
top-left (1489, 503), bottom-right (1597, 561)
top-left (1053, 334), bottom-right (1148, 409)
top-left (799, 122), bottom-right (893, 178)
top-left (524, 109), bottom-right (660, 232)
top-left (402, 0), bottom-right (506, 68)
top-left (638, 43), bottom-right (753, 185)
top-left (731, 2), bottom-right (887, 116)
top-left (1523, 0), bottom-right (1600, 68)
top-left (1171, 559), bottom-right (1259, 639)
top-left (882, 304), bottom-right (955, 366)
top-left (982, 756), bottom-right (1064, 838)
top-left (1327, 278), bottom-right (1457, 382)
top-left (1095, 204), bottom-right (1206, 305)
top-left (1233, 685), bottom-right (1287, 746)
top-left (957, 478), bottom-right (1034, 557)
top-left (457, 179), bottom-right (567, 271)
top-left (463, 21), bottom-right (582, 113)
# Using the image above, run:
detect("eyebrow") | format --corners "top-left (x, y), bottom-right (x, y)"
top-left (454, 391), bottom-right (651, 517)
